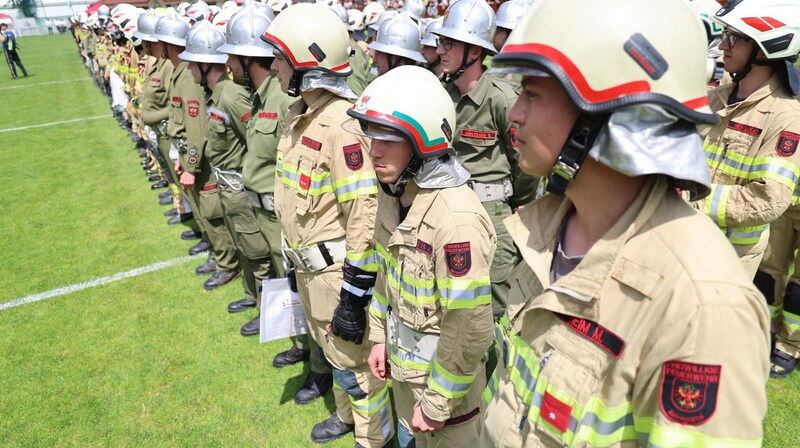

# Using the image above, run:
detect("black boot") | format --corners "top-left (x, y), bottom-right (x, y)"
top-left (310, 413), bottom-right (353, 444)
top-left (295, 371), bottom-right (332, 405)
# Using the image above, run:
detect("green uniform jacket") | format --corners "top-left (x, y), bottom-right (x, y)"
top-left (346, 42), bottom-right (374, 97)
top-left (140, 58), bottom-right (173, 126)
top-left (446, 76), bottom-right (537, 209)
top-left (205, 79), bottom-right (251, 171)
top-left (243, 73), bottom-right (295, 194)
top-left (168, 61), bottom-right (207, 177)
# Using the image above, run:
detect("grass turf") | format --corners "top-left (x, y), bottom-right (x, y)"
top-left (1, 34), bottom-right (799, 447)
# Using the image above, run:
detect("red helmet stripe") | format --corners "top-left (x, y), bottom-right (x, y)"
top-left (502, 43), bottom-right (652, 104)
top-left (262, 32), bottom-right (319, 68)
top-left (682, 95), bottom-right (710, 110)
top-left (364, 110), bottom-right (450, 154)
top-left (741, 17), bottom-right (778, 32)
top-left (763, 17), bottom-right (786, 29)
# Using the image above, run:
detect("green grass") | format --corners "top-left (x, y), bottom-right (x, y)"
top-left (1, 34), bottom-right (799, 447)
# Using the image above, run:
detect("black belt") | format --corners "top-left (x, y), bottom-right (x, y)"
top-left (444, 407), bottom-right (480, 427)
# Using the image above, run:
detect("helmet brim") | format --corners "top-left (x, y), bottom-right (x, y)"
top-left (218, 43), bottom-right (274, 57)
top-left (179, 50), bottom-right (229, 63)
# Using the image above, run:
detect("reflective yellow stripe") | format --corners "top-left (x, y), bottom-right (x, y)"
top-left (783, 309), bottom-right (800, 332)
top-left (370, 292), bottom-right (388, 319)
top-left (704, 183), bottom-right (769, 245)
top-left (427, 358), bottom-right (477, 399)
top-left (725, 224), bottom-right (769, 245)
top-left (375, 243), bottom-right (436, 306)
top-left (704, 143), bottom-right (800, 193)
top-left (636, 417), bottom-right (762, 447)
top-left (346, 249), bottom-right (377, 272)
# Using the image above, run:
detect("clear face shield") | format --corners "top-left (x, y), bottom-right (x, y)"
top-left (341, 118), bottom-right (407, 142)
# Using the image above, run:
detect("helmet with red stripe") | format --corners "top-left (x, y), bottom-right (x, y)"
top-left (713, 0), bottom-right (800, 60)
top-left (260, 3), bottom-right (352, 77)
top-left (492, 0), bottom-right (717, 125)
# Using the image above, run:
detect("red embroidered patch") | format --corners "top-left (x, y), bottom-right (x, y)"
top-left (299, 173), bottom-right (311, 191)
top-left (343, 143), bottom-right (364, 171)
top-left (659, 360), bottom-right (721, 426)
top-left (416, 239), bottom-right (433, 256)
top-left (187, 100), bottom-right (200, 118)
top-left (776, 131), bottom-right (799, 157)
top-left (258, 111), bottom-right (278, 119)
top-left (210, 112), bottom-right (224, 123)
top-left (301, 136), bottom-right (322, 151)
top-left (726, 120), bottom-right (762, 136)
top-left (240, 111), bottom-right (251, 123)
top-left (171, 96), bottom-right (182, 103)
top-left (444, 242), bottom-right (471, 277)
top-left (150, 77), bottom-right (161, 83)
top-left (460, 128), bottom-right (497, 140)
top-left (540, 392), bottom-right (572, 433)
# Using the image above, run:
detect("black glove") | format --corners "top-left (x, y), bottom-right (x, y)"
top-left (331, 264), bottom-right (376, 345)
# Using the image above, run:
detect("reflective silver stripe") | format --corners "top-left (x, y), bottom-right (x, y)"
top-left (579, 411), bottom-right (635, 436)
top-left (709, 184), bottom-right (725, 227)
top-left (334, 177), bottom-right (379, 198)
top-left (430, 364), bottom-right (472, 394)
top-left (440, 284), bottom-right (491, 302)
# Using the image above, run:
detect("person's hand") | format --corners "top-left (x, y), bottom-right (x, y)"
top-left (368, 343), bottom-right (390, 381)
top-left (412, 403), bottom-right (445, 433)
top-left (174, 159), bottom-right (182, 174)
top-left (180, 171), bottom-right (195, 189)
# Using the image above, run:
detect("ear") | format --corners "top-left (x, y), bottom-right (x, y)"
top-left (468, 44), bottom-right (484, 61)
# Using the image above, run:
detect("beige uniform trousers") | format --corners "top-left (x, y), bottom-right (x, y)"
top-left (297, 264), bottom-right (393, 448)
top-left (254, 206), bottom-right (330, 375)
top-left (760, 205), bottom-right (800, 357)
top-left (393, 371), bottom-right (484, 448)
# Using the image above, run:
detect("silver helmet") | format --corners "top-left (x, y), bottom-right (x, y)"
top-left (420, 17), bottom-right (442, 47)
top-left (179, 20), bottom-right (229, 64)
top-left (132, 9), bottom-right (159, 42)
top-left (368, 10), bottom-right (399, 33)
top-left (433, 0), bottom-right (496, 53)
top-left (329, 3), bottom-right (349, 25)
top-left (495, 0), bottom-right (530, 31)
top-left (399, 0), bottom-right (424, 22)
top-left (218, 6), bottom-right (274, 57)
top-left (152, 11), bottom-right (190, 46)
top-left (97, 4), bottom-right (111, 20)
top-left (368, 12), bottom-right (426, 63)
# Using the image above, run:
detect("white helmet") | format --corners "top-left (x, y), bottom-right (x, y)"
top-left (97, 4), bottom-right (111, 20)
top-left (347, 9), bottom-right (366, 31)
top-left (177, 2), bottom-right (191, 16)
top-left (368, 12), bottom-right (426, 63)
top-left (432, 0), bottom-right (497, 53)
top-left (180, 20), bottom-right (229, 64)
top-left (152, 10), bottom-right (190, 46)
top-left (363, 1), bottom-right (385, 27)
top-left (186, 1), bottom-right (212, 22)
top-left (268, 0), bottom-right (292, 13)
top-left (222, 1), bottom-right (239, 11)
top-left (712, 0), bottom-right (800, 94)
top-left (491, 0), bottom-right (715, 198)
top-left (212, 7), bottom-right (237, 32)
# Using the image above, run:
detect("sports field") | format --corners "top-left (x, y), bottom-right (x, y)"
top-left (0, 34), bottom-right (799, 447)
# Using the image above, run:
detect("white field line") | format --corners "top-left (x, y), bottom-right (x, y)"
top-left (0, 114), bottom-right (111, 133)
top-left (0, 77), bottom-right (91, 91)
top-left (0, 255), bottom-right (201, 311)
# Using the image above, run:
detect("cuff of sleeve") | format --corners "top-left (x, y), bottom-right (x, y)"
top-left (368, 322), bottom-right (386, 344)
top-left (420, 388), bottom-right (453, 422)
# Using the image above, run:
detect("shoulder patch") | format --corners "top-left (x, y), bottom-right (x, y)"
top-left (659, 360), bottom-right (721, 426)
top-left (460, 129), bottom-right (497, 141)
top-left (343, 143), bottom-right (364, 171)
top-left (301, 136), bottom-right (322, 151)
top-left (416, 239), bottom-right (433, 256)
top-left (258, 111), bottom-right (278, 120)
top-left (240, 111), bottom-right (251, 123)
top-left (444, 242), bottom-right (471, 277)
top-left (726, 120), bottom-right (762, 136)
top-left (777, 131), bottom-right (799, 157)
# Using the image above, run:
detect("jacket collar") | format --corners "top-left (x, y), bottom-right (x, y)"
top-left (712, 73), bottom-right (783, 117)
top-left (377, 186), bottom-right (439, 249)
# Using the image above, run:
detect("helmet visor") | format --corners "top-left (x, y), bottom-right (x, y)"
top-left (485, 64), bottom-right (551, 82)
top-left (341, 117), bottom-right (406, 142)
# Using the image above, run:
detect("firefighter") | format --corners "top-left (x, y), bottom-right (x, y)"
top-left (479, 0), bottom-right (770, 445)
top-left (347, 65), bottom-right (495, 447)
top-left (261, 4), bottom-right (394, 446)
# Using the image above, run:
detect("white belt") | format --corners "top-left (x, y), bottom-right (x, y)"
top-left (386, 307), bottom-right (440, 362)
top-left (283, 237), bottom-right (346, 272)
top-left (246, 189), bottom-right (275, 211)
top-left (469, 178), bottom-right (513, 202)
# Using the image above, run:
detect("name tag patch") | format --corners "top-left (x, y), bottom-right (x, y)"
top-left (240, 112), bottom-right (251, 123)
top-left (416, 239), bottom-right (433, 256)
top-left (259, 111), bottom-right (278, 120)
top-left (553, 313), bottom-right (626, 358)
top-left (302, 136), bottom-right (322, 151)
top-left (460, 129), bottom-right (497, 141)
top-left (726, 121), bottom-right (762, 136)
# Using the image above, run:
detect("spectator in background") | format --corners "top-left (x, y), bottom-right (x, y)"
top-left (0, 23), bottom-right (27, 79)
top-left (46, 19), bottom-right (53, 35)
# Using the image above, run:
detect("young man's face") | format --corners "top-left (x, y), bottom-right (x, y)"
top-left (270, 51), bottom-right (295, 93)
top-left (508, 75), bottom-right (579, 177)
top-left (367, 125), bottom-right (415, 184)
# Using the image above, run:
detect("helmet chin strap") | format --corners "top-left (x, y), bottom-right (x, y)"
top-left (238, 55), bottom-right (253, 89)
top-left (546, 113), bottom-right (609, 195)
top-left (198, 62), bottom-right (212, 89)
top-left (379, 157), bottom-right (423, 197)
top-left (444, 44), bottom-right (481, 83)
top-left (287, 70), bottom-right (305, 97)
top-left (731, 46), bottom-right (762, 83)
